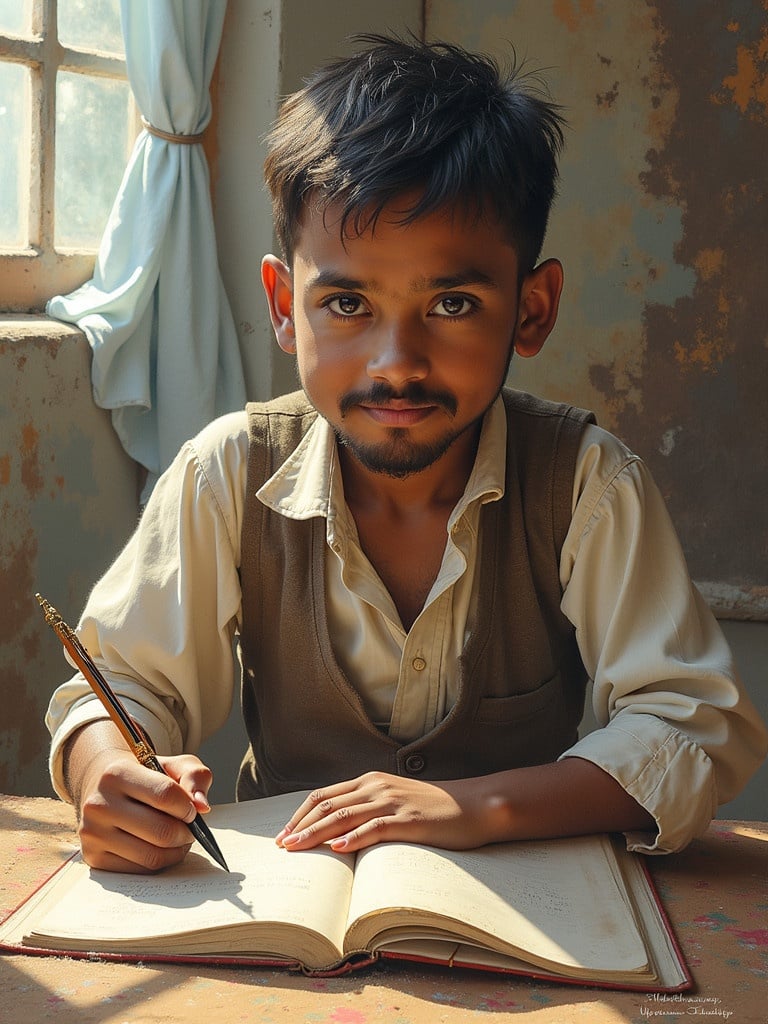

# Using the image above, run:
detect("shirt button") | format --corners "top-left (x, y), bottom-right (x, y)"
top-left (411, 656), bottom-right (426, 671)
top-left (404, 753), bottom-right (426, 775)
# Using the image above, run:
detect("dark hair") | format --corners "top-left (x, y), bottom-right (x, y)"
top-left (263, 34), bottom-right (566, 274)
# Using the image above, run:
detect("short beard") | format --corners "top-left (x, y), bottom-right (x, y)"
top-left (333, 381), bottom-right (464, 478)
top-left (333, 422), bottom-right (472, 479)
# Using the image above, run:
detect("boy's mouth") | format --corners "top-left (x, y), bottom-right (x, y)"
top-left (358, 402), bottom-right (436, 427)
top-left (340, 384), bottom-right (457, 420)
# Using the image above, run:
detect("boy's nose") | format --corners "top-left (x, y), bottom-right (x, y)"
top-left (366, 322), bottom-right (429, 387)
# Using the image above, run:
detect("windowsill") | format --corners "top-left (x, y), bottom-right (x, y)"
top-left (0, 250), bottom-right (96, 313)
top-left (0, 312), bottom-right (84, 341)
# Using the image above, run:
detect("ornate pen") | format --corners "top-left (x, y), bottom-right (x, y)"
top-left (36, 593), bottom-right (229, 871)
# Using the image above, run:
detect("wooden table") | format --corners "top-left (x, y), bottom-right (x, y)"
top-left (1, 795), bottom-right (766, 1023)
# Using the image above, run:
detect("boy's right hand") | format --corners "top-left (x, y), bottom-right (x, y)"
top-left (64, 721), bottom-right (213, 874)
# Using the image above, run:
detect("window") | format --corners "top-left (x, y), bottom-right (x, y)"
top-left (0, 0), bottom-right (137, 311)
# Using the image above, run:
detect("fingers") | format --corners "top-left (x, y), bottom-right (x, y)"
top-left (78, 753), bottom-right (212, 873)
top-left (159, 753), bottom-right (214, 813)
top-left (274, 780), bottom-right (359, 846)
top-left (79, 822), bottom-right (193, 875)
top-left (326, 814), bottom-right (392, 853)
top-left (275, 773), bottom-right (442, 854)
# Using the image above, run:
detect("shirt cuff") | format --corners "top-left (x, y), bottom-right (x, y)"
top-left (560, 713), bottom-right (718, 854)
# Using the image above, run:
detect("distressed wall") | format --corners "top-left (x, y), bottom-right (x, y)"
top-left (425, 0), bottom-right (768, 819)
top-left (0, 318), bottom-right (139, 795)
top-left (427, 0), bottom-right (768, 618)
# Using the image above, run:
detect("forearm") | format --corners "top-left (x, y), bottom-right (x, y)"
top-left (276, 758), bottom-right (656, 855)
top-left (466, 757), bottom-right (655, 845)
top-left (62, 720), bottom-right (134, 810)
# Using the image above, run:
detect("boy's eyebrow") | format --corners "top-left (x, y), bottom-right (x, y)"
top-left (307, 270), bottom-right (367, 291)
top-left (415, 270), bottom-right (498, 291)
top-left (305, 268), bottom-right (500, 292)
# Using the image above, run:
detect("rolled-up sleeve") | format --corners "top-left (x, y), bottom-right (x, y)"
top-left (559, 427), bottom-right (768, 854)
top-left (46, 412), bottom-right (248, 802)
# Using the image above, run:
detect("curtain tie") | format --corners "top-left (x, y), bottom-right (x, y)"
top-left (141, 116), bottom-right (205, 145)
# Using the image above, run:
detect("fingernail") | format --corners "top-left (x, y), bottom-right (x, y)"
top-left (281, 832), bottom-right (300, 847)
top-left (193, 790), bottom-right (210, 810)
top-left (331, 837), bottom-right (348, 851)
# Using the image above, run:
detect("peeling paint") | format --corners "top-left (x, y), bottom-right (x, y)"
top-left (596, 81), bottom-right (620, 108)
top-left (692, 247), bottom-right (725, 282)
top-left (427, 0), bottom-right (768, 615)
top-left (659, 426), bottom-right (682, 456)
top-left (673, 328), bottom-right (735, 374)
top-left (717, 20), bottom-right (768, 121)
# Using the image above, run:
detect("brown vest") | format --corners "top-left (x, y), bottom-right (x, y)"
top-left (236, 389), bottom-right (595, 800)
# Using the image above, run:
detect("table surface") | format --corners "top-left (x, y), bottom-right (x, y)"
top-left (1, 795), bottom-right (766, 1024)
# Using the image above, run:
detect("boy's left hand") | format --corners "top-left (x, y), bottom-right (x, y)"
top-left (275, 771), bottom-right (491, 853)
top-left (275, 760), bottom-right (657, 853)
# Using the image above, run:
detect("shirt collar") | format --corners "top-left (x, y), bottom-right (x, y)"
top-left (257, 394), bottom-right (507, 523)
top-left (449, 393), bottom-right (506, 528)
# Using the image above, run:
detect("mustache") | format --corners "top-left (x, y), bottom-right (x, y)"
top-left (339, 382), bottom-right (458, 417)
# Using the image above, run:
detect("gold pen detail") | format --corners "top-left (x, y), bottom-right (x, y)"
top-left (36, 594), bottom-right (77, 643)
top-left (134, 742), bottom-right (159, 767)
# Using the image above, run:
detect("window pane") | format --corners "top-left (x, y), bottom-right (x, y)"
top-left (0, 61), bottom-right (29, 247)
top-left (55, 71), bottom-right (132, 249)
top-left (0, 0), bottom-right (32, 37)
top-left (58, 0), bottom-right (124, 57)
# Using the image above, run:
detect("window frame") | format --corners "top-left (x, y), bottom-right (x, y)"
top-left (0, 1), bottom-right (132, 311)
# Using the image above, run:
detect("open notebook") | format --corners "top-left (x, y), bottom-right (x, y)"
top-left (0, 790), bottom-right (691, 991)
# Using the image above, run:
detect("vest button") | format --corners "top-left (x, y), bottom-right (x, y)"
top-left (404, 753), bottom-right (426, 774)
top-left (411, 656), bottom-right (426, 671)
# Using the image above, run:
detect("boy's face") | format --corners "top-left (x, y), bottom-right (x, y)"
top-left (262, 196), bottom-right (560, 480)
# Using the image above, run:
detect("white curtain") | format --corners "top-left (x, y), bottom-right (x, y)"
top-left (47, 0), bottom-right (246, 496)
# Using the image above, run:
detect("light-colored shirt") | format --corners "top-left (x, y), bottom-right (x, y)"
top-left (46, 396), bottom-right (767, 854)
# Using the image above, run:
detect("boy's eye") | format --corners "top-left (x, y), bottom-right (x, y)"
top-left (325, 295), bottom-right (367, 317)
top-left (431, 295), bottom-right (475, 317)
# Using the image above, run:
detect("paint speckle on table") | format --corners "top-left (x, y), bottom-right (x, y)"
top-left (329, 1008), bottom-right (368, 1023)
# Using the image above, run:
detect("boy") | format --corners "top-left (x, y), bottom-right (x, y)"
top-left (47, 36), bottom-right (766, 873)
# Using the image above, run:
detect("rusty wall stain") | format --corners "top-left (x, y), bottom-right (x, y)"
top-left (428, 0), bottom-right (768, 615)
top-left (618, 0), bottom-right (768, 597)
top-left (19, 422), bottom-right (44, 498)
top-left (552, 0), bottom-right (598, 33)
top-left (717, 13), bottom-right (768, 118)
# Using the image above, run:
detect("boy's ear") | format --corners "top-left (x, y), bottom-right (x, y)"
top-left (514, 258), bottom-right (563, 358)
top-left (261, 255), bottom-right (296, 353)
